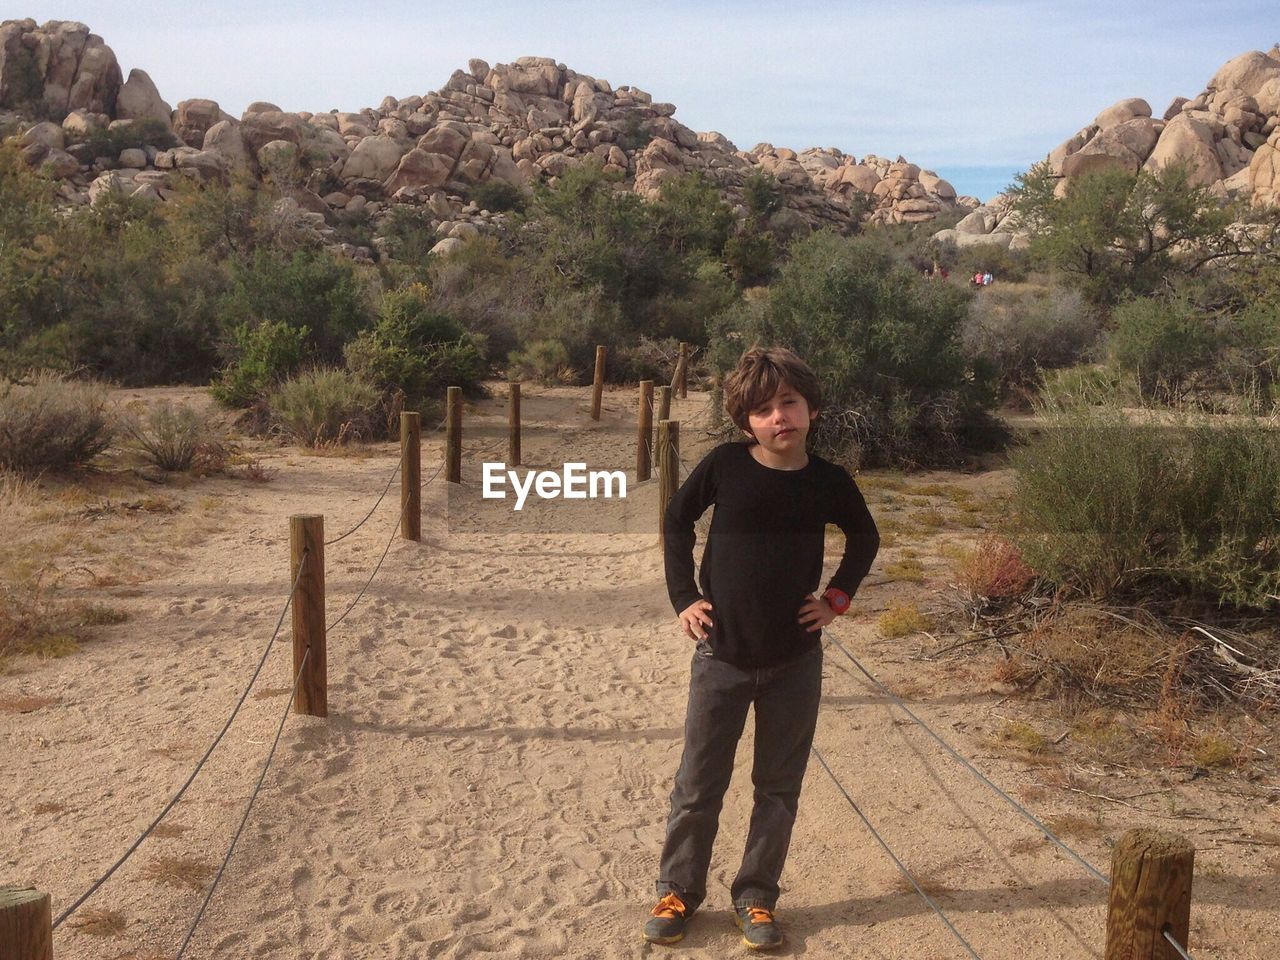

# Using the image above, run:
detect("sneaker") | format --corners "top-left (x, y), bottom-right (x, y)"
top-left (734, 905), bottom-right (783, 951)
top-left (643, 892), bottom-right (691, 944)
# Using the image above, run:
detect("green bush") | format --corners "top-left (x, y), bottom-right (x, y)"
top-left (724, 232), bottom-right (777, 287)
top-left (219, 249), bottom-right (371, 363)
top-left (343, 285), bottom-right (487, 412)
top-left (123, 401), bottom-right (225, 472)
top-left (471, 179), bottom-right (527, 214)
top-left (0, 374), bottom-right (113, 474)
top-left (1008, 397), bottom-right (1280, 609)
top-left (85, 119), bottom-right (178, 158)
top-left (1107, 294), bottom-right (1221, 403)
top-left (710, 230), bottom-right (1001, 468)
top-left (268, 368), bottom-right (382, 446)
top-left (212, 319), bottom-right (310, 408)
top-left (962, 284), bottom-right (1101, 398)
top-left (507, 339), bottom-right (575, 384)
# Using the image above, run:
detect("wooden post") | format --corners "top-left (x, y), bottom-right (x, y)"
top-left (657, 419), bottom-right (679, 546)
top-left (290, 514), bottom-right (327, 718)
top-left (400, 411), bottom-right (420, 541)
top-left (709, 374), bottom-right (724, 430)
top-left (671, 342), bottom-right (689, 399)
top-left (446, 386), bottom-right (462, 484)
top-left (655, 385), bottom-right (672, 472)
top-left (1105, 828), bottom-right (1194, 960)
top-left (590, 345), bottom-right (607, 421)
top-left (637, 380), bottom-right (654, 481)
top-left (508, 381), bottom-right (521, 467)
top-left (0, 888), bottom-right (52, 960)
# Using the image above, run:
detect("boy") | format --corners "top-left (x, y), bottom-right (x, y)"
top-left (644, 346), bottom-right (879, 951)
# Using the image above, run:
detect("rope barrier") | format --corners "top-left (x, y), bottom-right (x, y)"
top-left (811, 746), bottom-right (985, 960)
top-left (324, 454), bottom-right (403, 546)
top-left (51, 550), bottom-right (311, 931)
top-left (1164, 928), bottom-right (1196, 960)
top-left (327, 458), bottom-right (445, 633)
top-left (824, 632), bottom-right (1111, 887)
top-left (175, 645), bottom-right (312, 959)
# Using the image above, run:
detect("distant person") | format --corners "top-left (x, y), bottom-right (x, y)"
top-left (982, 271), bottom-right (993, 286)
top-left (643, 346), bottom-right (880, 951)
top-left (972, 271), bottom-right (983, 288)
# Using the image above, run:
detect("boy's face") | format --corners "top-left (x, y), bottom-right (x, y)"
top-left (745, 384), bottom-right (818, 455)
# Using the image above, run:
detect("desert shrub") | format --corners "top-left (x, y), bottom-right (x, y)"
top-left (1107, 294), bottom-right (1222, 403)
top-left (1036, 363), bottom-right (1141, 407)
top-left (343, 285), bottom-right (487, 412)
top-left (709, 230), bottom-right (1001, 468)
top-left (724, 232), bottom-right (777, 287)
top-left (614, 336), bottom-right (683, 383)
top-left (1216, 298), bottom-right (1280, 398)
top-left (219, 249), bottom-right (371, 363)
top-left (962, 284), bottom-right (1101, 399)
top-left (1007, 397), bottom-right (1280, 609)
top-left (950, 242), bottom-right (1031, 284)
top-left (507, 339), bottom-right (575, 384)
top-left (471, 179), bottom-right (526, 214)
top-left (268, 368), bottom-right (382, 446)
top-left (0, 374), bottom-right (113, 474)
top-left (212, 319), bottom-right (310, 408)
top-left (85, 118), bottom-right (178, 157)
top-left (123, 401), bottom-right (226, 473)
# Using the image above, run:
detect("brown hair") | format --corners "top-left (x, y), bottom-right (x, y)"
top-left (723, 346), bottom-right (823, 434)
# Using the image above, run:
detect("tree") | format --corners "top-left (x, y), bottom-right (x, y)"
top-left (1009, 160), bottom-right (1276, 305)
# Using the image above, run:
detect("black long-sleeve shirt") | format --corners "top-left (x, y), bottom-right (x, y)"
top-left (663, 441), bottom-right (880, 668)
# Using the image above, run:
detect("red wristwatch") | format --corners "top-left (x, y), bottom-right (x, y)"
top-left (823, 587), bottom-right (851, 615)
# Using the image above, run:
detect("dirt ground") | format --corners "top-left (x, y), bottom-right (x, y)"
top-left (2, 383), bottom-right (1277, 959)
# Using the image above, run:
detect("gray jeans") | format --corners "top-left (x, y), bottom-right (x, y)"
top-left (655, 641), bottom-right (823, 912)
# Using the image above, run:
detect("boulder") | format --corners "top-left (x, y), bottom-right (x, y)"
top-left (243, 101), bottom-right (283, 116)
top-left (1144, 114), bottom-right (1223, 186)
top-left (257, 139), bottom-right (299, 172)
top-left (1248, 129), bottom-right (1280, 207)
top-left (40, 149), bottom-right (80, 179)
top-left (383, 148), bottom-right (454, 193)
top-left (117, 147), bottom-right (146, 169)
top-left (202, 120), bottom-right (255, 175)
top-left (918, 171), bottom-right (956, 199)
top-left (1208, 51), bottom-right (1280, 98)
top-left (499, 57), bottom-right (562, 97)
top-left (115, 68), bottom-right (173, 130)
top-left (174, 99), bottom-right (226, 147)
top-left (240, 110), bottom-right (306, 153)
top-left (1255, 77), bottom-right (1280, 117)
top-left (954, 209), bottom-right (991, 235)
top-left (836, 163), bottom-right (880, 194)
top-left (417, 123), bottom-right (470, 161)
top-left (61, 109), bottom-right (104, 142)
top-left (1062, 117), bottom-right (1163, 176)
top-left (1094, 97), bottom-right (1151, 129)
top-left (88, 170), bottom-right (127, 204)
top-left (20, 121), bottom-right (65, 152)
top-left (340, 135), bottom-right (408, 181)
top-left (174, 149), bottom-right (227, 182)
top-left (429, 236), bottom-right (464, 257)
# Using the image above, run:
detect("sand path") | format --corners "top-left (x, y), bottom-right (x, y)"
top-left (3, 385), bottom-right (1275, 959)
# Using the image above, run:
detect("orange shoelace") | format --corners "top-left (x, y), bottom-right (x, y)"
top-left (651, 893), bottom-right (687, 919)
top-left (745, 907), bottom-right (774, 926)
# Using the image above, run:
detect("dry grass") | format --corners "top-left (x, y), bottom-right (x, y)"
top-left (913, 508), bottom-right (947, 529)
top-left (252, 686), bottom-right (292, 700)
top-left (951, 536), bottom-right (1036, 605)
top-left (879, 603), bottom-right (932, 638)
top-left (883, 558), bottom-right (925, 582)
top-left (1043, 812), bottom-right (1106, 840)
top-left (69, 908), bottom-right (127, 937)
top-left (888, 871), bottom-right (953, 897)
top-left (856, 472), bottom-right (909, 493)
top-left (1191, 733), bottom-right (1239, 769)
top-left (33, 800), bottom-right (69, 815)
top-left (989, 719), bottom-right (1049, 756)
top-left (139, 855), bottom-right (213, 891)
top-left (150, 822), bottom-right (190, 839)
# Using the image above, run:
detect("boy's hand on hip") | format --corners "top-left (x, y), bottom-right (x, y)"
top-left (799, 594), bottom-right (837, 632)
top-left (678, 600), bottom-right (714, 641)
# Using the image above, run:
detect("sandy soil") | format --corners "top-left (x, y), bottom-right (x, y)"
top-left (2, 383), bottom-right (1277, 959)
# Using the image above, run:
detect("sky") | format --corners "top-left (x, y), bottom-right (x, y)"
top-left (12, 1), bottom-right (1279, 200)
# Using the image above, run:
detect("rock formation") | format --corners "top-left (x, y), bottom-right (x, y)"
top-left (1, 19), bottom-right (965, 263)
top-left (939, 45), bottom-right (1280, 250)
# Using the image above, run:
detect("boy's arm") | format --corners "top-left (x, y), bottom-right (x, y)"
top-left (825, 470), bottom-right (880, 600)
top-left (662, 446), bottom-right (720, 613)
